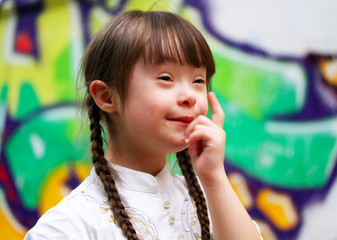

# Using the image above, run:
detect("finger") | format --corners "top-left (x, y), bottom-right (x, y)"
top-left (185, 125), bottom-right (214, 146)
top-left (185, 115), bottom-right (210, 138)
top-left (188, 141), bottom-right (201, 158)
top-left (208, 92), bottom-right (225, 127)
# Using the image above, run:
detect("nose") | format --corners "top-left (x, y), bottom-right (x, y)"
top-left (177, 87), bottom-right (196, 107)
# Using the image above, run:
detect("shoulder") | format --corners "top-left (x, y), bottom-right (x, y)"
top-left (24, 193), bottom-right (92, 240)
top-left (24, 171), bottom-right (123, 240)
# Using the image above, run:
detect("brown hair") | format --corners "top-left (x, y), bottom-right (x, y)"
top-left (81, 10), bottom-right (215, 239)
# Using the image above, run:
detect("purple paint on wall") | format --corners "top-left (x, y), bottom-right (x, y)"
top-left (0, 113), bottom-right (39, 228)
top-left (14, 0), bottom-right (43, 58)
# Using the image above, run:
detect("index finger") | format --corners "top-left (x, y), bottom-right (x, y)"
top-left (208, 92), bottom-right (225, 127)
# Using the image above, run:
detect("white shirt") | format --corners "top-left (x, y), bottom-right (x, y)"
top-left (25, 163), bottom-right (262, 240)
top-left (25, 163), bottom-right (210, 240)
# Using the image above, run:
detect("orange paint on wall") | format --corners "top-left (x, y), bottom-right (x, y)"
top-left (0, 203), bottom-right (26, 240)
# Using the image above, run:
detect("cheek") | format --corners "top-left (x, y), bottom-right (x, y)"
top-left (198, 95), bottom-right (208, 116)
top-left (127, 93), bottom-right (169, 120)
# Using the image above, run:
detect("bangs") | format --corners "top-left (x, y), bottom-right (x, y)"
top-left (140, 12), bottom-right (215, 87)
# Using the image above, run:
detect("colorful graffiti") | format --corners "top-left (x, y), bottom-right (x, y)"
top-left (1, 0), bottom-right (336, 239)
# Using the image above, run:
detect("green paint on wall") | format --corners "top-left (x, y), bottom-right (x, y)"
top-left (216, 96), bottom-right (337, 188)
top-left (54, 45), bottom-right (76, 102)
top-left (17, 83), bottom-right (40, 118)
top-left (0, 83), bottom-right (7, 102)
top-left (210, 52), bottom-right (336, 188)
top-left (6, 106), bottom-right (89, 209)
top-left (212, 52), bottom-right (299, 119)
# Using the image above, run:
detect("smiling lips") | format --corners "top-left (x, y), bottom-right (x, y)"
top-left (168, 116), bottom-right (194, 125)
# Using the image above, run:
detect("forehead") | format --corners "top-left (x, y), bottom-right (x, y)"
top-left (135, 57), bottom-right (207, 76)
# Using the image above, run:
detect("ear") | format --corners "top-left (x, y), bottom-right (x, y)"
top-left (89, 80), bottom-right (117, 113)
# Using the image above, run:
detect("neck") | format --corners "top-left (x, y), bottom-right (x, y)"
top-left (105, 140), bottom-right (167, 176)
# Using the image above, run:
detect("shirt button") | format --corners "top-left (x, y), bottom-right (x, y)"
top-left (168, 216), bottom-right (175, 225)
top-left (178, 234), bottom-right (185, 240)
top-left (164, 201), bottom-right (171, 209)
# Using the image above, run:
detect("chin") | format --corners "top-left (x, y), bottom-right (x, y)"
top-left (168, 141), bottom-right (189, 154)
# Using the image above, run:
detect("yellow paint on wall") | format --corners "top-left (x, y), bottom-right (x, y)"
top-left (89, 6), bottom-right (111, 36)
top-left (0, 191), bottom-right (26, 240)
top-left (39, 164), bottom-right (90, 216)
top-left (320, 59), bottom-right (337, 86)
top-left (36, 0), bottom-right (72, 101)
top-left (254, 219), bottom-right (278, 240)
top-left (228, 172), bottom-right (253, 209)
top-left (0, 210), bottom-right (25, 240)
top-left (74, 162), bottom-right (91, 180)
top-left (123, 0), bottom-right (182, 12)
top-left (0, 7), bottom-right (12, 91)
top-left (257, 188), bottom-right (299, 230)
top-left (3, 0), bottom-right (75, 116)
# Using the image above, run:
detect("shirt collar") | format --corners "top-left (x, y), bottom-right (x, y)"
top-left (90, 162), bottom-right (174, 194)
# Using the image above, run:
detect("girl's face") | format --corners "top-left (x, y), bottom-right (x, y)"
top-left (114, 58), bottom-right (208, 155)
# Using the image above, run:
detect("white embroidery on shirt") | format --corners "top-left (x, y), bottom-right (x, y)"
top-left (181, 194), bottom-right (202, 240)
top-left (100, 206), bottom-right (110, 214)
top-left (190, 210), bottom-right (201, 240)
top-left (126, 207), bottom-right (159, 240)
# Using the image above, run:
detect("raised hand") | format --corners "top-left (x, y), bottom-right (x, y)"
top-left (184, 92), bottom-right (226, 183)
top-left (185, 92), bottom-right (262, 240)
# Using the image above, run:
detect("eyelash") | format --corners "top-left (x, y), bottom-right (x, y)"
top-left (194, 79), bottom-right (205, 84)
top-left (158, 76), bottom-right (205, 84)
top-left (159, 76), bottom-right (172, 81)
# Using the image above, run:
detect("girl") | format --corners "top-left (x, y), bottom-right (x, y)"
top-left (25, 10), bottom-right (262, 240)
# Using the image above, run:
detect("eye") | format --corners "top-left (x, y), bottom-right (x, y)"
top-left (158, 76), bottom-right (172, 82)
top-left (194, 78), bottom-right (206, 84)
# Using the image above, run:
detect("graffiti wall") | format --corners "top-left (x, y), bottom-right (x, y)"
top-left (1, 0), bottom-right (336, 239)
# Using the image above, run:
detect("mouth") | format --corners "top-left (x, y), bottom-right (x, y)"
top-left (167, 116), bottom-right (194, 125)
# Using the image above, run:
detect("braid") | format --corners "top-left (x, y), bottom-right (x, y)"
top-left (87, 97), bottom-right (139, 240)
top-left (177, 149), bottom-right (211, 240)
